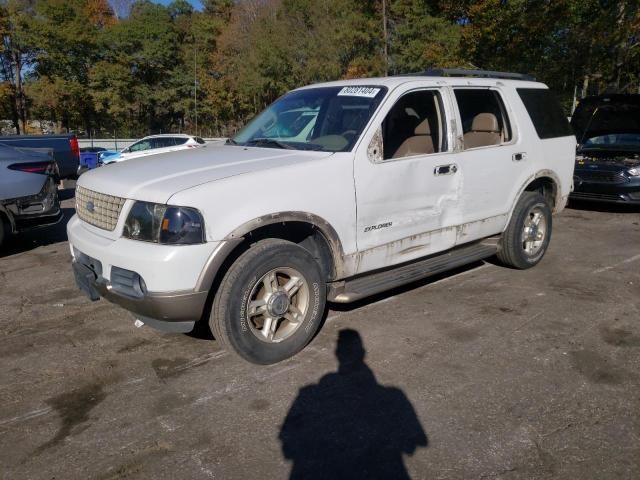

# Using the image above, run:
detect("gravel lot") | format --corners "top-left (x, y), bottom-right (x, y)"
top-left (1, 189), bottom-right (639, 480)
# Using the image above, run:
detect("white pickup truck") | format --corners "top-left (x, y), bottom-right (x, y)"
top-left (68, 70), bottom-right (576, 364)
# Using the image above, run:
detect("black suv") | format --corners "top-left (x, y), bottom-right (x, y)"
top-left (570, 94), bottom-right (640, 204)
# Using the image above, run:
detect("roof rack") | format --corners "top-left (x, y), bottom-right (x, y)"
top-left (406, 68), bottom-right (536, 82)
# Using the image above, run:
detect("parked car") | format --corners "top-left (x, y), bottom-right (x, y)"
top-left (78, 147), bottom-right (106, 174)
top-left (0, 144), bottom-right (62, 248)
top-left (0, 134), bottom-right (80, 179)
top-left (100, 134), bottom-right (206, 164)
top-left (570, 94), bottom-right (640, 204)
top-left (68, 70), bottom-right (575, 364)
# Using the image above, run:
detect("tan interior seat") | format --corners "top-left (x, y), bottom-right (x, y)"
top-left (463, 113), bottom-right (501, 149)
top-left (392, 119), bottom-right (434, 159)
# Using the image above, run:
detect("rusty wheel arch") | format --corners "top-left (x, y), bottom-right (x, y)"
top-left (195, 212), bottom-right (347, 296)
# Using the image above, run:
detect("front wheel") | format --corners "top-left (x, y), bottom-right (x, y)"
top-left (210, 239), bottom-right (326, 364)
top-left (497, 192), bottom-right (552, 269)
top-left (0, 217), bottom-right (5, 249)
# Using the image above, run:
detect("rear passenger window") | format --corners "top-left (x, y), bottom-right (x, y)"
top-left (150, 138), bottom-right (174, 149)
top-left (517, 88), bottom-right (573, 139)
top-left (173, 137), bottom-right (188, 146)
top-left (382, 90), bottom-right (446, 160)
top-left (454, 89), bottom-right (512, 150)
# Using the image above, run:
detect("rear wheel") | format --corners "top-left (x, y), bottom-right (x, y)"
top-left (497, 192), bottom-right (552, 269)
top-left (210, 239), bottom-right (326, 364)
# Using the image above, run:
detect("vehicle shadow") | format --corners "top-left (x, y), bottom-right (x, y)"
top-left (191, 261), bottom-right (487, 341)
top-left (0, 207), bottom-right (75, 258)
top-left (568, 200), bottom-right (640, 214)
top-left (58, 186), bottom-right (77, 202)
top-left (279, 328), bottom-right (428, 479)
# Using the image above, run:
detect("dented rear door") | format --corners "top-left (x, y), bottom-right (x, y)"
top-left (353, 85), bottom-right (461, 274)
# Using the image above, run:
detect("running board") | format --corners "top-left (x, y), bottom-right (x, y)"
top-left (328, 241), bottom-right (498, 303)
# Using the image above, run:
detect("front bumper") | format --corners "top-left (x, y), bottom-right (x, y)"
top-left (67, 215), bottom-right (229, 333)
top-left (72, 250), bottom-right (208, 333)
top-left (571, 173), bottom-right (640, 204)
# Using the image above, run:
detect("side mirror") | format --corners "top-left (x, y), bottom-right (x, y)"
top-left (367, 127), bottom-right (384, 163)
top-left (122, 147), bottom-right (130, 153)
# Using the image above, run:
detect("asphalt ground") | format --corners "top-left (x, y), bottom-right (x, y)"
top-left (1, 189), bottom-right (639, 480)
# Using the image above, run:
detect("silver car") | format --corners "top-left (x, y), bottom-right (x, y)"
top-left (0, 143), bottom-right (61, 248)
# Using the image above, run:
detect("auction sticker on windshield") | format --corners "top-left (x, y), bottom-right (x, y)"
top-left (337, 86), bottom-right (381, 98)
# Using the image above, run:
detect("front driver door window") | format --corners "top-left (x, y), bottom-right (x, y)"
top-left (128, 140), bottom-right (151, 152)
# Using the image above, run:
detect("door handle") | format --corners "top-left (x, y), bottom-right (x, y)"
top-left (513, 152), bottom-right (527, 161)
top-left (434, 164), bottom-right (458, 176)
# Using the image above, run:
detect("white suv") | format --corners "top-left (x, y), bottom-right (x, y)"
top-left (68, 70), bottom-right (576, 364)
top-left (101, 134), bottom-right (206, 164)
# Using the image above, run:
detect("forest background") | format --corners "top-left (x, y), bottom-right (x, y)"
top-left (1, 0), bottom-right (638, 137)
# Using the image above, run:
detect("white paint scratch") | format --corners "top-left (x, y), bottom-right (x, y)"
top-left (592, 253), bottom-right (640, 274)
top-left (0, 406), bottom-right (52, 426)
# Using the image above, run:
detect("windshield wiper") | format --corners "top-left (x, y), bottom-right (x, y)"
top-left (244, 138), bottom-right (295, 149)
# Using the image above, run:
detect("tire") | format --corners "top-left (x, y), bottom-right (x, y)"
top-left (497, 192), bottom-right (552, 269)
top-left (0, 218), bottom-right (5, 249)
top-left (210, 238), bottom-right (326, 364)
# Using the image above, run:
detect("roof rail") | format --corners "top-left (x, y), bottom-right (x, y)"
top-left (406, 68), bottom-right (536, 82)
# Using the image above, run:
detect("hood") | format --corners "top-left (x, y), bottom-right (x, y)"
top-left (78, 145), bottom-right (333, 204)
top-left (572, 94), bottom-right (640, 143)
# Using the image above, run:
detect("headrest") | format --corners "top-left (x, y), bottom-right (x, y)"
top-left (405, 107), bottom-right (420, 119)
top-left (471, 113), bottom-right (499, 132)
top-left (414, 119), bottom-right (431, 135)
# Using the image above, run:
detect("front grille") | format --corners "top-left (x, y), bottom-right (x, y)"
top-left (575, 170), bottom-right (626, 184)
top-left (570, 191), bottom-right (623, 202)
top-left (75, 186), bottom-right (126, 231)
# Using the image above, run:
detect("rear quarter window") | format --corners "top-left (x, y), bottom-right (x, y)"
top-left (517, 88), bottom-right (573, 139)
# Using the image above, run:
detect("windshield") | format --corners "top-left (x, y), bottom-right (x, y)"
top-left (232, 86), bottom-right (387, 152)
top-left (584, 133), bottom-right (640, 148)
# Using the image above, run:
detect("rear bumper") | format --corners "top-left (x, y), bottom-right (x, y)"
top-left (3, 177), bottom-right (62, 233)
top-left (72, 254), bottom-right (207, 333)
top-left (14, 208), bottom-right (63, 231)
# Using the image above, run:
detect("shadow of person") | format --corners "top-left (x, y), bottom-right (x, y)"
top-left (279, 329), bottom-right (428, 479)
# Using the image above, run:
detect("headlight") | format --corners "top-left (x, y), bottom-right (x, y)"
top-left (627, 167), bottom-right (640, 176)
top-left (122, 201), bottom-right (205, 245)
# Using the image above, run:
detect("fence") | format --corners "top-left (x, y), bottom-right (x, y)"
top-left (78, 138), bottom-right (226, 149)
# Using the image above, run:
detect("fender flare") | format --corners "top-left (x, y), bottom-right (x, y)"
top-left (195, 211), bottom-right (347, 292)
top-left (504, 170), bottom-right (564, 228)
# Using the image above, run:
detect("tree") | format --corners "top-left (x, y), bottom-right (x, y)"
top-left (89, 1), bottom-right (181, 135)
top-left (386, 0), bottom-right (464, 74)
top-left (0, 0), bottom-right (39, 134)
top-left (26, 0), bottom-right (116, 132)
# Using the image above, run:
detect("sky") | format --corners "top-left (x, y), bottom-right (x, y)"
top-left (152, 0), bottom-right (204, 9)
top-left (107, 0), bottom-right (205, 14)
